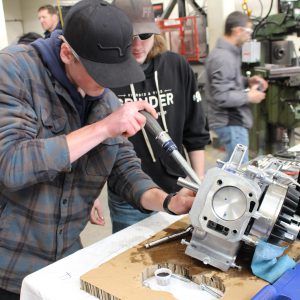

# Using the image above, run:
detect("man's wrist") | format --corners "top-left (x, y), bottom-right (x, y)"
top-left (163, 192), bottom-right (177, 215)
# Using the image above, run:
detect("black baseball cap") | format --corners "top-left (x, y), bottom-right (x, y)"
top-left (113, 0), bottom-right (160, 35)
top-left (63, 0), bottom-right (145, 88)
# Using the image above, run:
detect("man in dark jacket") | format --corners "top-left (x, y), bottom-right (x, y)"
top-left (0, 1), bottom-right (195, 298)
top-left (38, 4), bottom-right (62, 38)
top-left (205, 11), bottom-right (268, 162)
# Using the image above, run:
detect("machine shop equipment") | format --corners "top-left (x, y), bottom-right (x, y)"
top-left (254, 0), bottom-right (300, 41)
top-left (250, 64), bottom-right (300, 156)
top-left (244, 0), bottom-right (300, 157)
top-left (141, 111), bottom-right (300, 272)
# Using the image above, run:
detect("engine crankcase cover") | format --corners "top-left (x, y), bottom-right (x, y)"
top-left (190, 168), bottom-right (261, 242)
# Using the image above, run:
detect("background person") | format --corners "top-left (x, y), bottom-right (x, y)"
top-left (90, 0), bottom-right (210, 233)
top-left (205, 11), bottom-right (268, 163)
top-left (37, 4), bottom-right (62, 38)
top-left (0, 1), bottom-right (195, 298)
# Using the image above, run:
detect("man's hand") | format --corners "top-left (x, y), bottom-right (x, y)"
top-left (248, 85), bottom-right (266, 104)
top-left (140, 187), bottom-right (195, 215)
top-left (101, 101), bottom-right (157, 139)
top-left (248, 75), bottom-right (268, 91)
top-left (90, 198), bottom-right (105, 225)
top-left (66, 101), bottom-right (157, 163)
top-left (167, 188), bottom-right (196, 215)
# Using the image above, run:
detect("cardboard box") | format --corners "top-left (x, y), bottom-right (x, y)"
top-left (80, 217), bottom-right (300, 299)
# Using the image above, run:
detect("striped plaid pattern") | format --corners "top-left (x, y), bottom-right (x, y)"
top-left (0, 44), bottom-right (157, 293)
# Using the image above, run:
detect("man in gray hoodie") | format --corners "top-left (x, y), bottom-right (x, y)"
top-left (205, 11), bottom-right (268, 162)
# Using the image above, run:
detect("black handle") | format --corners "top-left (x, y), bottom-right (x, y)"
top-left (140, 110), bottom-right (201, 186)
top-left (140, 110), bottom-right (164, 138)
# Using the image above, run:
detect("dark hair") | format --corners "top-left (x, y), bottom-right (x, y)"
top-left (225, 11), bottom-right (249, 36)
top-left (17, 32), bottom-right (43, 44)
top-left (38, 4), bottom-right (58, 15)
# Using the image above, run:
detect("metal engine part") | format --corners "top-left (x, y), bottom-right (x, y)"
top-left (140, 111), bottom-right (300, 272)
top-left (183, 144), bottom-right (300, 271)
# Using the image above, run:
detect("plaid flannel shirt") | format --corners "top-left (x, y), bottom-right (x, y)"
top-left (0, 44), bottom-right (157, 293)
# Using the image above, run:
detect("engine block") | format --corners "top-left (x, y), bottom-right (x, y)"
top-left (183, 144), bottom-right (300, 271)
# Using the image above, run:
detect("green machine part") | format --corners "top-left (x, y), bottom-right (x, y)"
top-left (255, 13), bottom-right (298, 40)
top-left (249, 68), bottom-right (300, 157)
top-left (247, 0), bottom-right (300, 157)
top-left (266, 84), bottom-right (300, 126)
top-left (254, 0), bottom-right (300, 40)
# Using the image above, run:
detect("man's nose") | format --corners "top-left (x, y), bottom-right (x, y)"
top-left (132, 36), bottom-right (142, 45)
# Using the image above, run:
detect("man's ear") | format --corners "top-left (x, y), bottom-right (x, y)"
top-left (60, 43), bottom-right (74, 64)
top-left (53, 14), bottom-right (59, 24)
top-left (232, 27), bottom-right (239, 35)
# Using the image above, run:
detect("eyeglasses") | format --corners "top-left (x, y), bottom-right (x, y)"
top-left (242, 27), bottom-right (253, 34)
top-left (59, 35), bottom-right (81, 61)
top-left (133, 33), bottom-right (153, 41)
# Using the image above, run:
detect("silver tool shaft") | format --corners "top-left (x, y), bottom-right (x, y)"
top-left (199, 284), bottom-right (223, 298)
top-left (177, 177), bottom-right (199, 192)
top-left (144, 225), bottom-right (193, 249)
top-left (140, 111), bottom-right (201, 186)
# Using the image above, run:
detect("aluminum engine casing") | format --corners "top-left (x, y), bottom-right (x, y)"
top-left (186, 167), bottom-right (262, 271)
top-left (184, 145), bottom-right (300, 271)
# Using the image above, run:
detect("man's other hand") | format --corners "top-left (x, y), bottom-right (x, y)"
top-left (90, 198), bottom-right (105, 225)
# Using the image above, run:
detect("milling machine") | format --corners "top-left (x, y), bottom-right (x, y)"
top-left (243, 0), bottom-right (300, 157)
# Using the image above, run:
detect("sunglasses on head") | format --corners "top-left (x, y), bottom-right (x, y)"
top-left (134, 33), bottom-right (153, 40)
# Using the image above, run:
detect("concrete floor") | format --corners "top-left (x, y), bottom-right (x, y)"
top-left (80, 144), bottom-right (225, 247)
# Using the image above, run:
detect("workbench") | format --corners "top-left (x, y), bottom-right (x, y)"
top-left (20, 210), bottom-right (299, 300)
top-left (20, 212), bottom-right (182, 300)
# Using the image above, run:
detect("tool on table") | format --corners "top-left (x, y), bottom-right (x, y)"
top-left (199, 284), bottom-right (223, 299)
top-left (144, 225), bottom-right (193, 249)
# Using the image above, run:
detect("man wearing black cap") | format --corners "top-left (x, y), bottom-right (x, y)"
top-left (0, 0), bottom-right (195, 298)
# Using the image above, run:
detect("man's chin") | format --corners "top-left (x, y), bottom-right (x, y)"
top-left (133, 55), bottom-right (146, 65)
top-left (86, 88), bottom-right (105, 97)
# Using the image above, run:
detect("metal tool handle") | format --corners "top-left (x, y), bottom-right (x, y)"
top-left (177, 177), bottom-right (199, 192)
top-left (144, 225), bottom-right (193, 249)
top-left (140, 111), bottom-right (201, 186)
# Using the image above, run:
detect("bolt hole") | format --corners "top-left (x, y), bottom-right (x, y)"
top-left (217, 180), bottom-right (223, 185)
top-left (203, 216), bottom-right (207, 221)
top-left (249, 201), bottom-right (256, 213)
